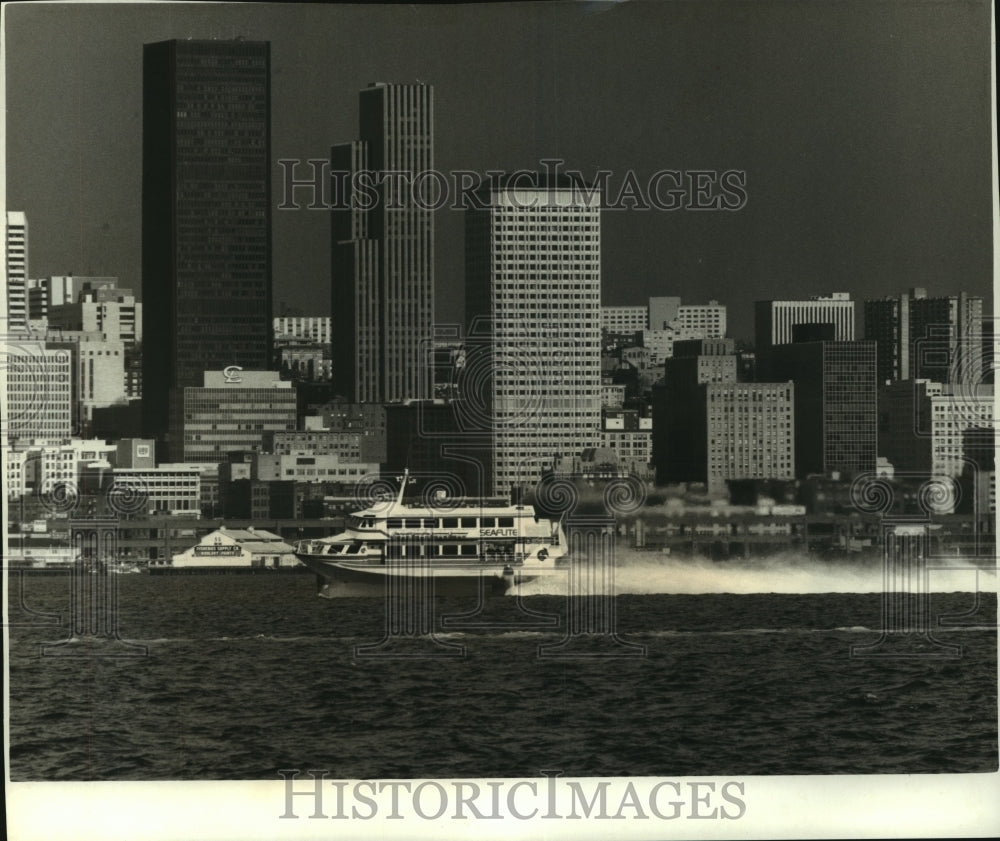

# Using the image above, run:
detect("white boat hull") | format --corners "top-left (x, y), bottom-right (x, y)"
top-left (295, 552), bottom-right (564, 597)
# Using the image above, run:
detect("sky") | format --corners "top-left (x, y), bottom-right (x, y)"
top-left (3, 0), bottom-right (995, 341)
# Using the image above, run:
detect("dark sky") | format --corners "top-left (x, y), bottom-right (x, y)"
top-left (4, 1), bottom-right (994, 341)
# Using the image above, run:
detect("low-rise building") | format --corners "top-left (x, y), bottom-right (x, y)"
top-left (600, 409), bottom-right (653, 479)
top-left (110, 464), bottom-right (202, 516)
top-left (253, 452), bottom-right (378, 483)
top-left (168, 526), bottom-right (299, 569)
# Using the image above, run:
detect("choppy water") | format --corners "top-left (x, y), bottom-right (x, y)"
top-left (6, 558), bottom-right (997, 780)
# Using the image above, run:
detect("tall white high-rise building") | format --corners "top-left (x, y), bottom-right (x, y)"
top-left (465, 178), bottom-right (602, 495)
top-left (755, 292), bottom-right (854, 349)
top-left (5, 211), bottom-right (28, 332)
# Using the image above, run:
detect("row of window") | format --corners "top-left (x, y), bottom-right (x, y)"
top-left (355, 515), bottom-right (516, 530)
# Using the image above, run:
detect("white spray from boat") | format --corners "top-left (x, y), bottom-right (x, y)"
top-left (514, 547), bottom-right (998, 596)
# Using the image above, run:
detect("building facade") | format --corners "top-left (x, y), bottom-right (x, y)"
top-left (755, 293), bottom-right (854, 349)
top-left (142, 39), bottom-right (273, 442)
top-left (26, 275), bottom-right (81, 320)
top-left (48, 290), bottom-right (142, 350)
top-left (601, 305), bottom-right (647, 333)
top-left (253, 452), bottom-right (379, 483)
top-left (759, 339), bottom-right (877, 478)
top-left (4, 342), bottom-right (73, 444)
top-left (168, 527), bottom-right (298, 569)
top-left (264, 429), bottom-right (370, 461)
top-left (331, 83), bottom-right (434, 403)
top-left (5, 211), bottom-right (28, 333)
top-left (46, 332), bottom-right (127, 430)
top-left (675, 300), bottom-right (727, 338)
top-left (864, 288), bottom-right (984, 385)
top-left (465, 179), bottom-right (602, 495)
top-left (168, 370), bottom-right (296, 463)
top-left (273, 316), bottom-right (331, 346)
top-left (664, 339), bottom-right (739, 387)
top-left (5, 439), bottom-right (117, 500)
top-left (111, 465), bottom-right (202, 516)
top-left (599, 409), bottom-right (653, 479)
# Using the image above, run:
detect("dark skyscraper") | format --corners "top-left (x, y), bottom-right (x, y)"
top-left (331, 83), bottom-right (434, 404)
top-left (759, 338), bottom-right (877, 478)
top-left (863, 288), bottom-right (984, 385)
top-left (142, 39), bottom-right (272, 442)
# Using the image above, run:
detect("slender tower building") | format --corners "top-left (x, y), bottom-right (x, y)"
top-left (142, 39), bottom-right (272, 443)
top-left (465, 176), bottom-right (603, 496)
top-left (5, 211), bottom-right (28, 333)
top-left (332, 83), bottom-right (434, 404)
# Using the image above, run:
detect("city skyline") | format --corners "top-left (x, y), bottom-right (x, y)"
top-left (4, 2), bottom-right (994, 342)
top-left (3, 4), bottom-right (997, 837)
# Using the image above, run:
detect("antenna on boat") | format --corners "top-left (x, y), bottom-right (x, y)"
top-left (392, 469), bottom-right (410, 510)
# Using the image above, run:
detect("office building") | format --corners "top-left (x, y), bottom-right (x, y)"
top-left (142, 39), bottom-right (273, 441)
top-left (331, 83), bottom-right (434, 403)
top-left (602, 305), bottom-right (647, 334)
top-left (759, 338), bottom-right (877, 478)
top-left (277, 345), bottom-right (331, 382)
top-left (48, 287), bottom-right (141, 350)
top-left (654, 340), bottom-right (794, 485)
top-left (879, 379), bottom-right (994, 480)
top-left (110, 465), bottom-right (202, 516)
top-left (5, 211), bottom-right (28, 332)
top-left (382, 400), bottom-right (493, 497)
top-left (167, 370), bottom-right (296, 463)
top-left (46, 332), bottom-right (127, 430)
top-left (6, 438), bottom-right (117, 500)
top-left (675, 300), bottom-right (726, 338)
top-left (465, 177), bottom-right (602, 495)
top-left (264, 429), bottom-right (374, 462)
top-left (664, 338), bottom-right (738, 388)
top-left (755, 292), bottom-right (854, 349)
top-left (4, 342), bottom-right (73, 444)
top-left (958, 426), bottom-right (995, 518)
top-left (600, 409), bottom-right (653, 479)
top-left (116, 438), bottom-right (156, 469)
top-left (273, 316), bottom-right (331, 346)
top-left (26, 275), bottom-right (83, 319)
top-left (864, 288), bottom-right (984, 384)
top-left (653, 380), bottom-right (795, 486)
top-left (253, 452), bottom-right (378, 484)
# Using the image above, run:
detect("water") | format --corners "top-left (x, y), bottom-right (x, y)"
top-left (6, 556), bottom-right (997, 780)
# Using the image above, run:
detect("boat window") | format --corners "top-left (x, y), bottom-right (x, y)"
top-left (362, 518), bottom-right (375, 529)
top-left (460, 545), bottom-right (478, 556)
top-left (423, 518), bottom-right (438, 528)
top-left (442, 517), bottom-right (458, 528)
top-left (346, 544), bottom-right (362, 554)
top-left (498, 517), bottom-right (515, 528)
top-left (441, 545), bottom-right (458, 556)
top-left (387, 518), bottom-right (403, 529)
top-left (404, 519), bottom-right (422, 528)
top-left (480, 517), bottom-right (495, 528)
top-left (460, 517), bottom-right (476, 528)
